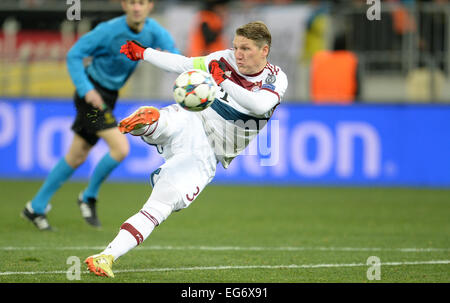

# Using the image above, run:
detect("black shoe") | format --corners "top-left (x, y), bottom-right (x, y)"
top-left (21, 202), bottom-right (52, 231)
top-left (77, 192), bottom-right (101, 227)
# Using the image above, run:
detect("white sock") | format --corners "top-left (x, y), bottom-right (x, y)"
top-left (101, 211), bottom-right (158, 261)
top-left (130, 121), bottom-right (158, 136)
top-left (141, 111), bottom-right (174, 145)
top-left (101, 229), bottom-right (137, 261)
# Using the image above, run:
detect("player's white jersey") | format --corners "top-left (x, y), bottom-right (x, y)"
top-left (196, 49), bottom-right (288, 168)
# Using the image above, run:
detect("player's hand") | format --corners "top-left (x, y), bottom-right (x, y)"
top-left (120, 40), bottom-right (147, 61)
top-left (208, 60), bottom-right (228, 85)
top-left (85, 89), bottom-right (106, 110)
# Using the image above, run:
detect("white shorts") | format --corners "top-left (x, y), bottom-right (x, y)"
top-left (142, 104), bottom-right (218, 211)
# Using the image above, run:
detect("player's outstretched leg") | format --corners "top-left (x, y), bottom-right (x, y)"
top-left (78, 127), bottom-right (129, 228)
top-left (85, 254), bottom-right (115, 278)
top-left (84, 179), bottom-right (181, 277)
top-left (84, 212), bottom-right (158, 278)
top-left (118, 106), bottom-right (160, 135)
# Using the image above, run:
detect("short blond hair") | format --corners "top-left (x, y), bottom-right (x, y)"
top-left (235, 21), bottom-right (271, 49)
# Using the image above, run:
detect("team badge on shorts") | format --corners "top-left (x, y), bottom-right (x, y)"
top-left (104, 111), bottom-right (115, 124)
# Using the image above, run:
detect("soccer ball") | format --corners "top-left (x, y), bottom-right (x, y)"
top-left (173, 69), bottom-right (216, 112)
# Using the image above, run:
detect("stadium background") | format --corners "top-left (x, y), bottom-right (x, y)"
top-left (1, 0), bottom-right (449, 186)
top-left (0, 0), bottom-right (449, 284)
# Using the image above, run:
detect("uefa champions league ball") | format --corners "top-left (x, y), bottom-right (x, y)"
top-left (173, 69), bottom-right (216, 112)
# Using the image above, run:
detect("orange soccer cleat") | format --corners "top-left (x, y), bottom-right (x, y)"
top-left (85, 254), bottom-right (115, 278)
top-left (118, 106), bottom-right (160, 134)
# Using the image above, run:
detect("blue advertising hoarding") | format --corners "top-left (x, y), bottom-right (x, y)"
top-left (0, 98), bottom-right (449, 187)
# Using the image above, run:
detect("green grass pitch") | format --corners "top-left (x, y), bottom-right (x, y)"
top-left (0, 180), bottom-right (449, 283)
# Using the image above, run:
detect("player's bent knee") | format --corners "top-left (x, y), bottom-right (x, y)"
top-left (142, 180), bottom-right (185, 224)
top-left (65, 150), bottom-right (89, 168)
top-left (110, 140), bottom-right (130, 161)
top-left (141, 199), bottom-right (173, 225)
top-left (116, 145), bottom-right (130, 161)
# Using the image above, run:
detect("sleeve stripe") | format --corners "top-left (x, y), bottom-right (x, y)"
top-left (193, 57), bottom-right (207, 72)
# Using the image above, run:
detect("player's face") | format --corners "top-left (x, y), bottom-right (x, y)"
top-left (233, 35), bottom-right (269, 75)
top-left (122, 0), bottom-right (154, 26)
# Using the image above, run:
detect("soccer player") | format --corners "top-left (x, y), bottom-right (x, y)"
top-left (21, 0), bottom-right (180, 231)
top-left (85, 21), bottom-right (288, 277)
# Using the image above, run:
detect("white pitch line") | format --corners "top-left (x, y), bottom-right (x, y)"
top-left (113, 260), bottom-right (450, 274)
top-left (0, 245), bottom-right (449, 252)
top-left (0, 260), bottom-right (449, 276)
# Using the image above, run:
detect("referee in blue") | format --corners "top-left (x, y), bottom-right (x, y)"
top-left (22, 0), bottom-right (180, 230)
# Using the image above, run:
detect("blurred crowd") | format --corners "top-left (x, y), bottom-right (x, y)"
top-left (12, 0), bottom-right (450, 6)
top-left (1, 0), bottom-right (449, 102)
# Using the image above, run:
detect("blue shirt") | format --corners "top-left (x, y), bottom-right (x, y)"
top-left (67, 15), bottom-right (180, 97)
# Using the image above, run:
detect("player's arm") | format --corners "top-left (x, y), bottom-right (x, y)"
top-left (66, 23), bottom-right (107, 98)
top-left (144, 47), bottom-right (193, 73)
top-left (222, 81), bottom-right (279, 115)
top-left (67, 23), bottom-right (108, 109)
top-left (120, 40), bottom-right (193, 73)
top-left (208, 60), bottom-right (284, 116)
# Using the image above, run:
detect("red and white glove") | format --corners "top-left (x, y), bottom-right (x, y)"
top-left (120, 40), bottom-right (146, 61)
top-left (208, 60), bottom-right (228, 85)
